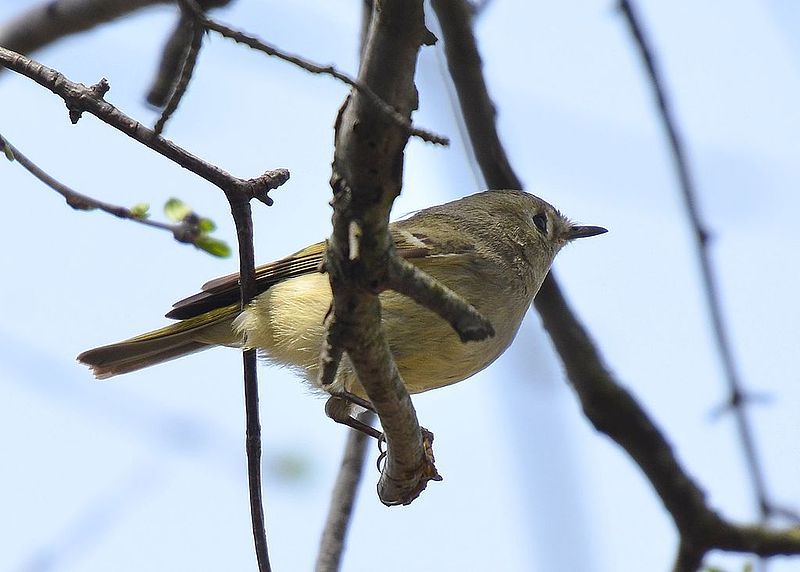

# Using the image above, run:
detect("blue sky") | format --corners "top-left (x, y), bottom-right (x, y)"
top-left (1, 1), bottom-right (799, 570)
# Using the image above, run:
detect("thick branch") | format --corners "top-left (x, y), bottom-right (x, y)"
top-left (432, 0), bottom-right (800, 566)
top-left (325, 1), bottom-right (442, 506)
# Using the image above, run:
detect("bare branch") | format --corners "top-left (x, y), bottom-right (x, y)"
top-left (315, 412), bottom-right (374, 572)
top-left (0, 0), bottom-right (166, 56)
top-left (387, 256), bottom-right (494, 342)
top-left (315, 6), bottom-right (376, 566)
top-left (432, 0), bottom-right (800, 566)
top-left (242, 347), bottom-right (270, 572)
top-left (0, 46), bottom-right (281, 570)
top-left (223, 179), bottom-right (272, 571)
top-left (147, 12), bottom-right (195, 107)
top-left (0, 132), bottom-right (230, 254)
top-left (173, 0), bottom-right (447, 146)
top-left (0, 0), bottom-right (229, 108)
top-left (617, 0), bottom-right (779, 525)
top-left (673, 541), bottom-right (705, 572)
top-left (322, 1), bottom-right (450, 505)
top-left (431, 1), bottom-right (521, 189)
top-left (0, 47), bottom-right (287, 205)
top-left (146, 0), bottom-right (232, 107)
top-left (152, 6), bottom-right (204, 135)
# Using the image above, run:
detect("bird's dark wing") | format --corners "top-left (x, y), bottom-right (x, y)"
top-left (165, 229), bottom-right (443, 320)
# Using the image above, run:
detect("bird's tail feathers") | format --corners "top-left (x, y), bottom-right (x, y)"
top-left (77, 306), bottom-right (239, 379)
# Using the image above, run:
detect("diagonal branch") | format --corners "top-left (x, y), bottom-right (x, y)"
top-left (0, 1), bottom-right (445, 147)
top-left (146, 0), bottom-right (233, 107)
top-left (431, 0), bottom-right (800, 569)
top-left (321, 0), bottom-right (462, 506)
top-left (0, 0), bottom-right (230, 103)
top-left (0, 133), bottom-right (226, 254)
top-left (618, 0), bottom-right (779, 524)
top-left (175, 0), bottom-right (447, 146)
top-left (386, 256), bottom-right (494, 342)
top-left (0, 0), bottom-right (167, 56)
top-left (152, 3), bottom-right (204, 135)
top-left (0, 47), bottom-right (286, 206)
top-left (0, 46), bottom-right (283, 572)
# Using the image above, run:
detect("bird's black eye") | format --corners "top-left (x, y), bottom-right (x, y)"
top-left (532, 213), bottom-right (548, 234)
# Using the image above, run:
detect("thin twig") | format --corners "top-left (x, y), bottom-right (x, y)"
top-left (147, 12), bottom-right (195, 107)
top-left (242, 345), bottom-right (270, 571)
top-left (153, 6), bottom-right (204, 135)
top-left (224, 187), bottom-right (270, 571)
top-left (174, 0), bottom-right (447, 146)
top-left (315, 412), bottom-right (374, 572)
top-left (617, 0), bottom-right (776, 523)
top-left (0, 47), bottom-right (288, 205)
top-left (0, 132), bottom-right (220, 251)
top-left (146, 0), bottom-right (232, 107)
top-left (431, 0), bottom-right (800, 567)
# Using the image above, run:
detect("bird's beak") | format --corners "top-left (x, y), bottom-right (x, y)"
top-left (568, 225), bottom-right (608, 240)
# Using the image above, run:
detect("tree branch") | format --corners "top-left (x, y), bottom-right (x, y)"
top-left (146, 0), bottom-right (232, 108)
top-left (314, 6), bottom-right (377, 567)
top-left (152, 1), bottom-right (204, 135)
top-left (617, 0), bottom-right (782, 524)
top-left (0, 0), bottom-right (167, 56)
top-left (0, 46), bottom-right (285, 571)
top-left (431, 0), bottom-right (800, 566)
top-left (0, 133), bottom-right (229, 254)
top-left (173, 0), bottom-right (446, 146)
top-left (315, 412), bottom-right (374, 572)
top-left (0, 47), bottom-right (286, 206)
top-left (322, 0), bottom-right (458, 506)
top-left (0, 0), bottom-right (230, 108)
top-left (386, 256), bottom-right (494, 342)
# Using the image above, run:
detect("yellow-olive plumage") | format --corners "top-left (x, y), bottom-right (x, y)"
top-left (78, 190), bottom-right (606, 396)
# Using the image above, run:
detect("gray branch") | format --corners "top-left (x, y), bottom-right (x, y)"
top-left (315, 412), bottom-right (374, 572)
top-left (431, 0), bottom-right (800, 568)
top-left (323, 1), bottom-right (448, 506)
top-left (0, 46), bottom-right (285, 571)
top-left (0, 0), bottom-right (166, 54)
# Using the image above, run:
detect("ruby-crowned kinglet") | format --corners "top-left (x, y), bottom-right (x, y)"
top-left (78, 190), bottom-right (606, 396)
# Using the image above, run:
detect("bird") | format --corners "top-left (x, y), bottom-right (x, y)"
top-left (78, 190), bottom-right (606, 401)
